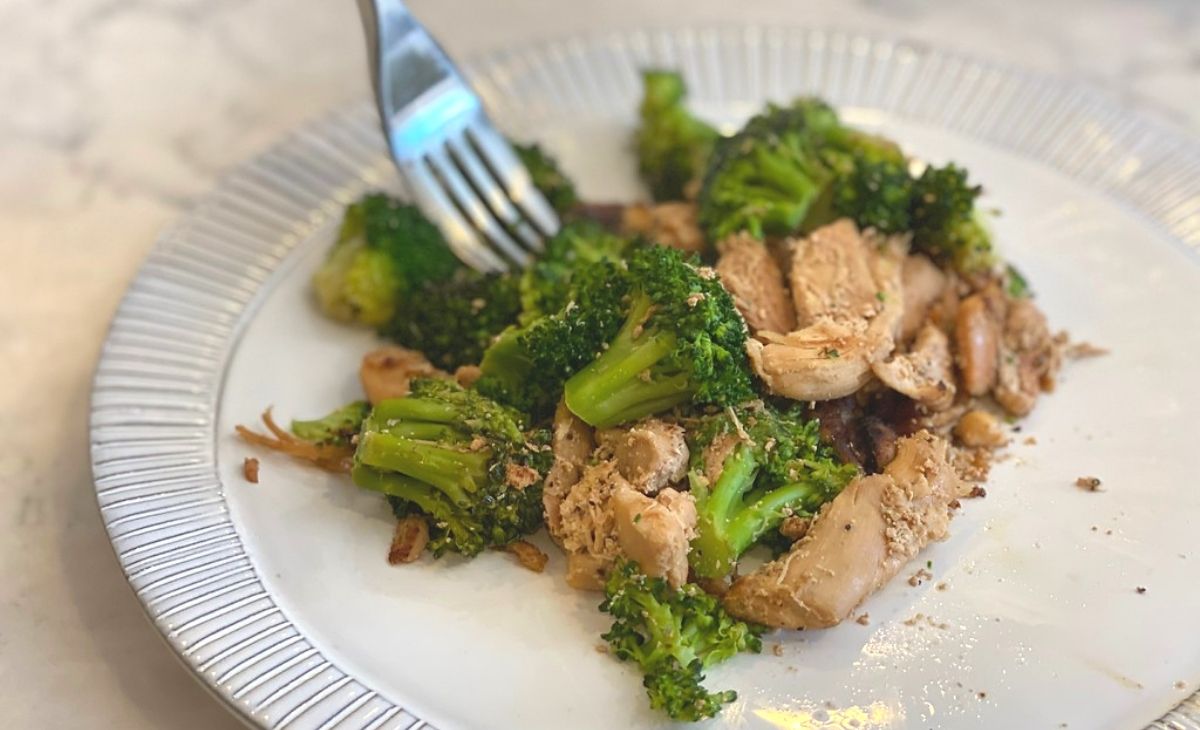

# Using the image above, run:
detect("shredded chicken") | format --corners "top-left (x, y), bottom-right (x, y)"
top-left (994, 298), bottom-right (1062, 416)
top-left (543, 402), bottom-right (596, 541)
top-left (748, 221), bottom-right (905, 400)
top-left (236, 408), bottom-right (355, 473)
top-left (701, 432), bottom-right (742, 486)
top-left (360, 346), bottom-right (445, 404)
top-left (954, 409), bottom-right (1008, 448)
top-left (612, 486), bottom-right (697, 588)
top-left (596, 418), bottom-right (689, 494)
top-left (871, 323), bottom-right (956, 410)
top-left (722, 431), bottom-right (961, 629)
top-left (620, 202), bottom-right (706, 254)
top-left (555, 461), bottom-right (631, 589)
top-left (504, 462), bottom-right (541, 490)
top-left (715, 233), bottom-right (796, 334)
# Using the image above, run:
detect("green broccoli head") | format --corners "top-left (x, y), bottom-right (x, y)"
top-left (512, 141), bottom-right (579, 216)
top-left (313, 194), bottom-right (462, 327)
top-left (686, 403), bottom-right (857, 578)
top-left (829, 152), bottom-right (914, 234)
top-left (477, 257), bottom-right (633, 421)
top-left (290, 401), bottom-right (371, 447)
top-left (910, 163), bottom-right (996, 273)
top-left (600, 559), bottom-right (764, 721)
top-left (351, 379), bottom-right (550, 557)
top-left (519, 221), bottom-right (637, 322)
top-left (697, 98), bottom-right (846, 241)
top-left (562, 245), bottom-right (755, 428)
top-left (636, 70), bottom-right (721, 201)
top-left (382, 269), bottom-right (522, 370)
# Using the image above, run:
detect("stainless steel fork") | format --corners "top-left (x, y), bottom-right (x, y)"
top-left (356, 0), bottom-right (559, 271)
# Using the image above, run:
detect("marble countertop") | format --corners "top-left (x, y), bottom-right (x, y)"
top-left (0, 1), bottom-right (1196, 727)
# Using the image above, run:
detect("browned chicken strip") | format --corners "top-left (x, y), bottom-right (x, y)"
top-left (596, 418), bottom-right (689, 494)
top-left (722, 431), bottom-right (961, 629)
top-left (715, 233), bottom-right (797, 334)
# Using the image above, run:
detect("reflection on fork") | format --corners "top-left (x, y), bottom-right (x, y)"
top-left (357, 0), bottom-right (560, 272)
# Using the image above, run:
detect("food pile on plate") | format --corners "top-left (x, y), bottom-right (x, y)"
top-left (239, 70), bottom-right (1079, 721)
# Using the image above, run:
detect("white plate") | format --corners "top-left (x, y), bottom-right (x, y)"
top-left (91, 26), bottom-right (1200, 730)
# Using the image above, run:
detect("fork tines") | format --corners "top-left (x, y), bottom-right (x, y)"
top-left (401, 118), bottom-right (558, 272)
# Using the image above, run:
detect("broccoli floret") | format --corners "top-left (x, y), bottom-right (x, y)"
top-left (382, 269), bottom-right (522, 369)
top-left (518, 221), bottom-right (636, 323)
top-left (313, 194), bottom-right (462, 327)
top-left (600, 560), bottom-right (763, 721)
top-left (686, 404), bottom-right (857, 578)
top-left (290, 401), bottom-right (371, 447)
top-left (513, 141), bottom-right (578, 216)
top-left (351, 379), bottom-right (550, 557)
top-left (910, 163), bottom-right (996, 273)
top-left (636, 70), bottom-right (721, 201)
top-left (831, 154), bottom-right (914, 234)
top-left (476, 258), bottom-right (633, 421)
top-left (697, 98), bottom-right (847, 241)
top-left (562, 245), bottom-right (754, 428)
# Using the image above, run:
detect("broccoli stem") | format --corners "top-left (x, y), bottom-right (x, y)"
top-left (693, 443), bottom-right (835, 577)
top-left (563, 295), bottom-right (694, 428)
top-left (352, 466), bottom-right (473, 542)
top-left (690, 444), bottom-right (759, 577)
top-left (371, 398), bottom-right (460, 424)
top-left (356, 431), bottom-right (489, 505)
top-left (377, 422), bottom-right (463, 442)
top-left (726, 479), bottom-right (824, 546)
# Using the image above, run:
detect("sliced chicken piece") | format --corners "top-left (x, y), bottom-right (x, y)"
top-left (749, 220), bottom-right (905, 401)
top-left (621, 201), bottom-right (706, 254)
top-left (788, 220), bottom-right (905, 326)
top-left (872, 323), bottom-right (956, 410)
top-left (748, 323), bottom-right (876, 401)
top-left (612, 486), bottom-right (698, 588)
top-left (596, 418), bottom-right (689, 494)
top-left (994, 298), bottom-right (1061, 416)
top-left (954, 294), bottom-right (1000, 396)
top-left (722, 431), bottom-right (961, 629)
top-left (544, 402), bottom-right (596, 541)
top-left (715, 233), bottom-right (796, 334)
top-left (359, 346), bottom-right (445, 405)
top-left (899, 254), bottom-right (947, 343)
